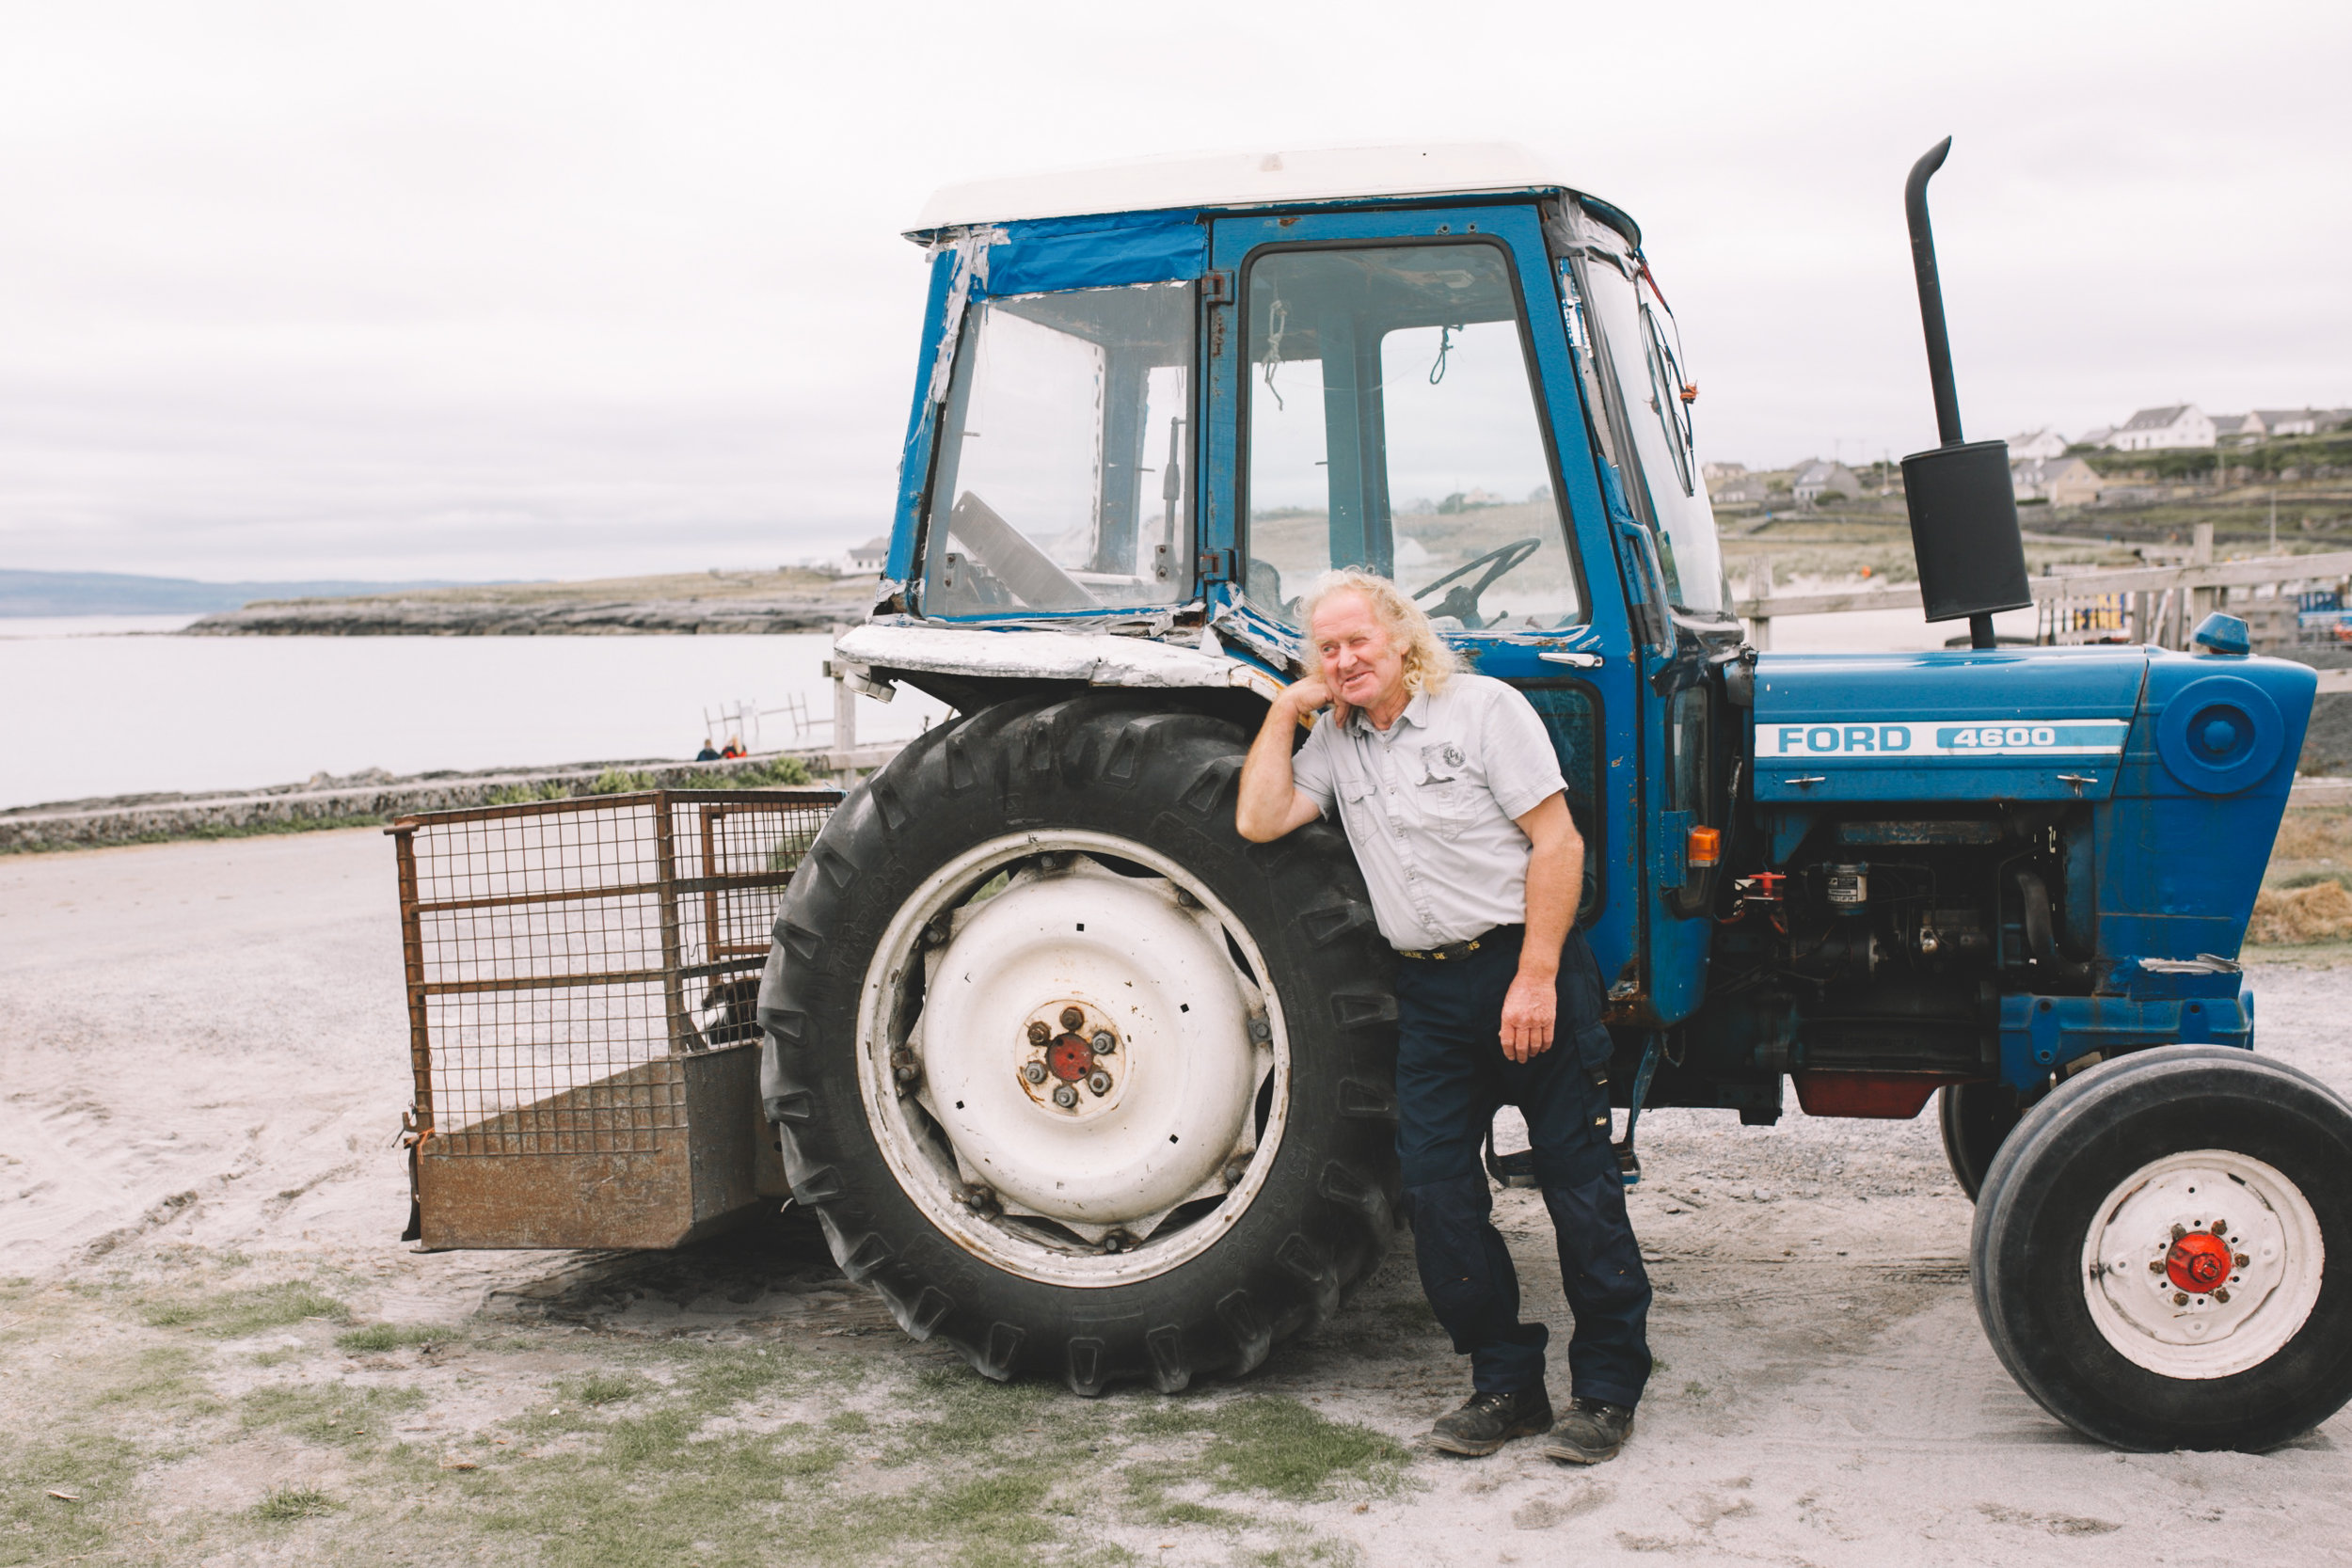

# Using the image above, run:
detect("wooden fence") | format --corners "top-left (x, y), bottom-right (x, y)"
top-left (1737, 532), bottom-right (2352, 695)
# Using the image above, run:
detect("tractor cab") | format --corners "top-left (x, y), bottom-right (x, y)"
top-left (850, 145), bottom-right (1740, 1028)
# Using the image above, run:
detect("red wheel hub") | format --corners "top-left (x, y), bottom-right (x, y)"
top-left (2167, 1230), bottom-right (2232, 1293)
top-left (1047, 1034), bottom-right (1094, 1082)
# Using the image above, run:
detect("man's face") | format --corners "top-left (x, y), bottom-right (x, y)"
top-left (1310, 590), bottom-right (1407, 714)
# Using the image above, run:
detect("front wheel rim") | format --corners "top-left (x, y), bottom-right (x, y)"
top-left (854, 830), bottom-right (1291, 1288)
top-left (2079, 1148), bottom-right (2325, 1380)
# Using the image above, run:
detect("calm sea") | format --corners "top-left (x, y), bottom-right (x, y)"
top-left (1, 599), bottom-right (2019, 814)
top-left (0, 621), bottom-right (949, 812)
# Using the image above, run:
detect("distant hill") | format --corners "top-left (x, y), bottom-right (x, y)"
top-left (0, 569), bottom-right (488, 617)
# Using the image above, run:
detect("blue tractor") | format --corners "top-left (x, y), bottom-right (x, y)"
top-left (759, 142), bottom-right (2350, 1449)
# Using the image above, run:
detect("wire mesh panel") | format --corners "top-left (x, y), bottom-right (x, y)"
top-left (391, 789), bottom-right (837, 1159)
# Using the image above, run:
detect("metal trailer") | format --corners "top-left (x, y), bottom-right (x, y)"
top-left (400, 142), bottom-right (2352, 1451)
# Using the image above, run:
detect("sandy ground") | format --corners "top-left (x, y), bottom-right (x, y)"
top-left (6, 828), bottom-right (2352, 1566)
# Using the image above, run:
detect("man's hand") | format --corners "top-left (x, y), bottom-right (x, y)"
top-left (1499, 971), bottom-right (1556, 1063)
top-left (1502, 792), bottom-right (1581, 1063)
top-left (1235, 681), bottom-right (1334, 843)
top-left (1282, 675), bottom-right (1334, 720)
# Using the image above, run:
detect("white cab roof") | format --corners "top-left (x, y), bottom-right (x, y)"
top-left (909, 143), bottom-right (1578, 235)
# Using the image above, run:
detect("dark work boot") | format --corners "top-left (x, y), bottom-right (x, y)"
top-left (1540, 1398), bottom-right (1634, 1465)
top-left (1425, 1388), bottom-right (1554, 1456)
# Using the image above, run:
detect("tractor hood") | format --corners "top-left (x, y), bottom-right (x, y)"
top-left (1750, 645), bottom-right (2148, 804)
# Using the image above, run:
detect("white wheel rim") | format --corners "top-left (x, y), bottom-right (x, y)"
top-left (855, 831), bottom-right (1290, 1287)
top-left (2080, 1148), bottom-right (2325, 1379)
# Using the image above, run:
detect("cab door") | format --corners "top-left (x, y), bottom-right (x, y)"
top-left (1200, 204), bottom-right (1647, 1000)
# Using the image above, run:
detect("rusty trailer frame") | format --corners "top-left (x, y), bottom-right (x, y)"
top-left (389, 788), bottom-right (838, 1249)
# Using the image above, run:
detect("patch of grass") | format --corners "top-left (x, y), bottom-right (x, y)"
top-left (928, 1472), bottom-right (1055, 1547)
top-left (253, 1486), bottom-right (337, 1522)
top-left (88, 1344), bottom-right (215, 1414)
top-left (586, 768), bottom-right (659, 795)
top-left (662, 1340), bottom-right (846, 1410)
top-left (562, 1370), bottom-right (655, 1407)
top-left (884, 1367), bottom-right (1080, 1463)
top-left (1127, 1396), bottom-right (1406, 1504)
top-left (1123, 1463), bottom-right (1248, 1530)
top-left (1191, 1398), bottom-right (1407, 1502)
top-left (240, 1382), bottom-right (425, 1445)
top-left (142, 1279), bottom-right (351, 1338)
top-left (336, 1322), bottom-right (454, 1354)
top-left (825, 1409), bottom-right (871, 1433)
top-left (484, 781), bottom-right (569, 805)
top-left (0, 1431), bottom-right (144, 1564)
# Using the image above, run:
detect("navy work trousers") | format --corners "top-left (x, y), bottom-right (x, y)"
top-left (1393, 925), bottom-right (1652, 1407)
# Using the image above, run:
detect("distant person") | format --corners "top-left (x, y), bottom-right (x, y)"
top-left (722, 736), bottom-right (745, 759)
top-left (695, 740), bottom-right (722, 762)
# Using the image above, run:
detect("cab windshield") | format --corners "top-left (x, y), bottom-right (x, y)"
top-left (1575, 249), bottom-right (1727, 616)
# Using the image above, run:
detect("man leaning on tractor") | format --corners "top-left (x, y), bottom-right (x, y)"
top-left (1236, 568), bottom-right (1653, 1464)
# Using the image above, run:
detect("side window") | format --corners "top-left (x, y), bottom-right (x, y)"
top-left (1666, 683), bottom-right (1720, 917)
top-left (1519, 684), bottom-right (1604, 925)
top-left (922, 283), bottom-right (1193, 615)
top-left (1241, 244), bottom-right (1581, 630)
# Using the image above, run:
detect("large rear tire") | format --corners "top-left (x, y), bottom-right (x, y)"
top-left (756, 693), bottom-right (1399, 1394)
top-left (1971, 1045), bottom-right (2352, 1450)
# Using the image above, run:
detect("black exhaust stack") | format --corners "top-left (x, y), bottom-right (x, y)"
top-left (1898, 137), bottom-right (2029, 651)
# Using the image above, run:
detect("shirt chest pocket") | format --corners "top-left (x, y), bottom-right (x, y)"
top-left (1412, 744), bottom-right (1478, 840)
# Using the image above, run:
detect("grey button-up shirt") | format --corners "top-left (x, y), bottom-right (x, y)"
top-left (1291, 673), bottom-right (1567, 951)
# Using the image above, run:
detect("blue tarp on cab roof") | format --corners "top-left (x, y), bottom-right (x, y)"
top-left (977, 209), bottom-right (1206, 298)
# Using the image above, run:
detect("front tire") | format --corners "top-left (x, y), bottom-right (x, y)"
top-left (1971, 1045), bottom-right (2352, 1450)
top-left (757, 693), bottom-right (1399, 1394)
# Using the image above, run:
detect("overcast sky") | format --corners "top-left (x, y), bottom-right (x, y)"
top-left (2, 1), bottom-right (2345, 582)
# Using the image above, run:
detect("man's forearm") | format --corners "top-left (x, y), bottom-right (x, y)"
top-left (1235, 698), bottom-right (1306, 842)
top-left (1518, 835), bottom-right (1581, 979)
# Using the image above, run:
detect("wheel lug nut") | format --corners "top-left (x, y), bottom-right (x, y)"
top-left (1087, 1069), bottom-right (1112, 1096)
top-left (2173, 1291), bottom-right (2190, 1307)
top-left (2171, 1224), bottom-right (2188, 1242)
top-left (2233, 1253), bottom-right (2250, 1269)
top-left (1023, 1062), bottom-right (1048, 1085)
top-left (2147, 1259), bottom-right (2164, 1273)
top-left (1248, 1017), bottom-right (1272, 1043)
top-left (1052, 1083), bottom-right (1078, 1109)
top-left (2211, 1219), bottom-right (2229, 1235)
top-left (1027, 1021), bottom-right (1051, 1045)
top-left (2214, 1287), bottom-right (2232, 1304)
top-left (1091, 1030), bottom-right (1116, 1052)
top-left (1060, 1006), bottom-right (1085, 1031)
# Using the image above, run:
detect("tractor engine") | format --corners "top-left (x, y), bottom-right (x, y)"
top-left (1702, 809), bottom-right (2091, 1115)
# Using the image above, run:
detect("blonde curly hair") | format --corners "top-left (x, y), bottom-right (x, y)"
top-left (1298, 567), bottom-right (1463, 702)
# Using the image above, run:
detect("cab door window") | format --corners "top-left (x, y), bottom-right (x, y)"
top-left (1240, 244), bottom-right (1581, 629)
top-left (921, 283), bottom-right (1193, 615)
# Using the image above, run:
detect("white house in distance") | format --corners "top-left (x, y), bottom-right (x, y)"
top-left (2253, 408), bottom-right (2350, 438)
top-left (2007, 428), bottom-right (2069, 461)
top-left (835, 535), bottom-right (890, 575)
top-left (1791, 460), bottom-right (1862, 506)
top-left (2106, 404), bottom-right (2217, 451)
top-left (2011, 456), bottom-right (2102, 507)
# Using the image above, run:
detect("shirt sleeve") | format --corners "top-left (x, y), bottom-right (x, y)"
top-left (1482, 682), bottom-right (1568, 821)
top-left (1289, 714), bottom-right (1339, 815)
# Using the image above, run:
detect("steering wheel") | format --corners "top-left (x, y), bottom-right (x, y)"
top-left (1409, 537), bottom-right (1543, 629)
